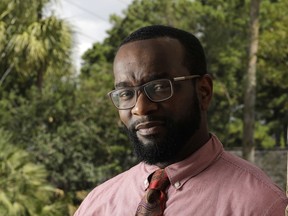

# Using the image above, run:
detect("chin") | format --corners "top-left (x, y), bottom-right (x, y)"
top-left (132, 136), bottom-right (178, 165)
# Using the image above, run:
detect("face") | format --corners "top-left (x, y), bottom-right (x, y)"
top-left (113, 38), bottom-right (202, 165)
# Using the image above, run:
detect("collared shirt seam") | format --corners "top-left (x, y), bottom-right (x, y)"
top-left (263, 196), bottom-right (288, 216)
top-left (220, 152), bottom-right (285, 199)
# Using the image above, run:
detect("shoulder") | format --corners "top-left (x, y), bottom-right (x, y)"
top-left (218, 151), bottom-right (281, 191)
top-left (219, 151), bottom-right (278, 185)
top-left (217, 151), bottom-right (287, 214)
top-left (86, 163), bottom-right (142, 199)
top-left (74, 163), bottom-right (142, 215)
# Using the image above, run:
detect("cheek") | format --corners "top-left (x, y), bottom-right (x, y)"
top-left (119, 110), bottom-right (130, 126)
top-left (172, 89), bottom-right (194, 110)
top-left (168, 94), bottom-right (198, 119)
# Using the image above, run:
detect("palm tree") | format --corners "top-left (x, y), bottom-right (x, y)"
top-left (0, 0), bottom-right (74, 91)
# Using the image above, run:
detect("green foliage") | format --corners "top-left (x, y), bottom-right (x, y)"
top-left (7, 15), bottom-right (73, 73)
top-left (0, 75), bottom-right (133, 195)
top-left (0, 129), bottom-right (66, 216)
top-left (256, 0), bottom-right (288, 147)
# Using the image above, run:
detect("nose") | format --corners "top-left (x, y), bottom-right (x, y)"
top-left (131, 91), bottom-right (158, 116)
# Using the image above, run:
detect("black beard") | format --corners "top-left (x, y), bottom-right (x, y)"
top-left (123, 97), bottom-right (201, 165)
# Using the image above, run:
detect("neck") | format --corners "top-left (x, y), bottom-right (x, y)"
top-left (155, 128), bottom-right (211, 169)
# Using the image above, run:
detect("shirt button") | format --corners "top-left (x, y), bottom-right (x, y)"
top-left (144, 179), bottom-right (149, 187)
top-left (174, 181), bottom-right (181, 188)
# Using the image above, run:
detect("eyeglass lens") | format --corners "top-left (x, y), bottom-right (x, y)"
top-left (111, 79), bottom-right (173, 109)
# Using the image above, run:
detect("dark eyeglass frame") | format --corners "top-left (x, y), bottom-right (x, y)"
top-left (107, 75), bottom-right (201, 110)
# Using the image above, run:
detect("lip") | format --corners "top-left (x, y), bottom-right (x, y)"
top-left (135, 121), bottom-right (165, 136)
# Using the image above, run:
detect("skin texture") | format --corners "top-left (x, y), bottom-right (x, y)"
top-left (113, 37), bottom-right (213, 168)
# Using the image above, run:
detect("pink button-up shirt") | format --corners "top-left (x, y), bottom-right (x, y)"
top-left (74, 134), bottom-right (288, 216)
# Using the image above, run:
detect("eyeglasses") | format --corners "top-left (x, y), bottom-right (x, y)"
top-left (108, 75), bottom-right (201, 110)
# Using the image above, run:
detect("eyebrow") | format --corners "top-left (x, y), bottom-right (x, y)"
top-left (115, 81), bottom-right (132, 89)
top-left (114, 72), bottom-right (170, 89)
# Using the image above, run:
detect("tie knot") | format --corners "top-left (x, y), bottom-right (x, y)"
top-left (149, 169), bottom-right (170, 191)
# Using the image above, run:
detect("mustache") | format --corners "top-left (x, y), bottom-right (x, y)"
top-left (128, 116), bottom-right (168, 131)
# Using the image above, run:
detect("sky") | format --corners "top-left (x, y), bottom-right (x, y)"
top-left (50, 0), bottom-right (133, 71)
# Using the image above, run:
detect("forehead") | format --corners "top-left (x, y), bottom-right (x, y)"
top-left (113, 38), bottom-right (188, 87)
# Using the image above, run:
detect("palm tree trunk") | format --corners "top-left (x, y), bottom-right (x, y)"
top-left (0, 66), bottom-right (13, 87)
top-left (36, 65), bottom-right (45, 91)
top-left (242, 0), bottom-right (261, 162)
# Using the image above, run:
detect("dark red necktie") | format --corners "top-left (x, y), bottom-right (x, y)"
top-left (135, 169), bottom-right (170, 216)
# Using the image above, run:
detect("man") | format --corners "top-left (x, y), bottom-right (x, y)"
top-left (74, 25), bottom-right (287, 215)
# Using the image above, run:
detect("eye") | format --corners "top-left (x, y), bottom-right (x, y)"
top-left (118, 89), bottom-right (134, 100)
top-left (153, 83), bottom-right (170, 92)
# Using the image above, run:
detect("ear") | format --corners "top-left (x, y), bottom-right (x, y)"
top-left (197, 74), bottom-right (213, 111)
